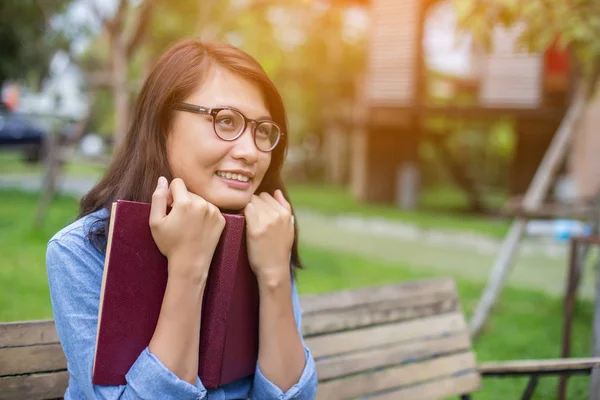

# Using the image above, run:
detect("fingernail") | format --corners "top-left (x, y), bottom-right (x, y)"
top-left (157, 176), bottom-right (166, 189)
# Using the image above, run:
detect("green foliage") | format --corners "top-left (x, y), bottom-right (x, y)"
top-left (78, 1), bottom-right (366, 144)
top-left (454, 0), bottom-right (600, 76)
top-left (0, 0), bottom-right (73, 87)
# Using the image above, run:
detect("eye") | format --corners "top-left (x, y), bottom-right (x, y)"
top-left (256, 125), bottom-right (270, 137)
top-left (217, 117), bottom-right (234, 126)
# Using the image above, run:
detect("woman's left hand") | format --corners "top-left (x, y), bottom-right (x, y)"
top-left (244, 190), bottom-right (294, 285)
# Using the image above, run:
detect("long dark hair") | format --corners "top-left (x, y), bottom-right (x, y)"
top-left (79, 39), bottom-right (304, 273)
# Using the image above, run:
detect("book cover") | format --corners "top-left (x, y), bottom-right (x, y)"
top-left (92, 200), bottom-right (259, 388)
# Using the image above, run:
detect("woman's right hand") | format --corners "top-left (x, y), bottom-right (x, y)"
top-left (149, 176), bottom-right (226, 282)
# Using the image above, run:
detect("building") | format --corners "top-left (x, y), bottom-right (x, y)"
top-left (330, 0), bottom-right (571, 209)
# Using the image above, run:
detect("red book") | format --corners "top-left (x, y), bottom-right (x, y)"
top-left (92, 200), bottom-right (259, 388)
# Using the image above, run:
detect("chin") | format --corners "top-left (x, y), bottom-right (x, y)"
top-left (210, 194), bottom-right (251, 213)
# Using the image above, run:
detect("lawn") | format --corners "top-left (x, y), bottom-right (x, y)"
top-left (0, 188), bottom-right (593, 399)
top-left (287, 183), bottom-right (511, 239)
top-left (0, 151), bottom-right (106, 177)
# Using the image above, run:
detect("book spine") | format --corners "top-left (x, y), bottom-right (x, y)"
top-left (197, 217), bottom-right (244, 388)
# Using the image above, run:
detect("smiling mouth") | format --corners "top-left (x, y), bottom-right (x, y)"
top-left (215, 171), bottom-right (251, 183)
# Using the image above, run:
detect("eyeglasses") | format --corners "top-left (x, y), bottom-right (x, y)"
top-left (174, 103), bottom-right (284, 152)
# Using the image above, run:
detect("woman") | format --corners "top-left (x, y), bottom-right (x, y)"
top-left (46, 39), bottom-right (318, 400)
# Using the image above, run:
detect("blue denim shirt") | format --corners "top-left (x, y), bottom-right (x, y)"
top-left (46, 208), bottom-right (318, 400)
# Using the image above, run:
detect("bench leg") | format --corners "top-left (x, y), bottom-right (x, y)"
top-left (591, 368), bottom-right (600, 400)
top-left (521, 375), bottom-right (539, 400)
top-left (559, 239), bottom-right (583, 400)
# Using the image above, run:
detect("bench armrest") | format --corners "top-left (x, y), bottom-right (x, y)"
top-left (479, 358), bottom-right (600, 376)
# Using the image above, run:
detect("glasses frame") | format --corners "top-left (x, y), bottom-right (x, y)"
top-left (174, 102), bottom-right (284, 152)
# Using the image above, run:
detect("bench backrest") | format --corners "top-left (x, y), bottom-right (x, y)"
top-left (0, 320), bottom-right (67, 400)
top-left (301, 277), bottom-right (481, 399)
top-left (0, 278), bottom-right (480, 400)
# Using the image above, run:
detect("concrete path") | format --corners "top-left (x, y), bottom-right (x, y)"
top-left (296, 210), bottom-right (596, 299)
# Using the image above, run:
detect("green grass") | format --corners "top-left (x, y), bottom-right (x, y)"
top-left (0, 188), bottom-right (592, 399)
top-left (0, 189), bottom-right (80, 321)
top-left (0, 151), bottom-right (107, 177)
top-left (420, 184), bottom-right (508, 211)
top-left (288, 183), bottom-right (511, 238)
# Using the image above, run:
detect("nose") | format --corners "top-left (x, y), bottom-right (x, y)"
top-left (230, 124), bottom-right (259, 164)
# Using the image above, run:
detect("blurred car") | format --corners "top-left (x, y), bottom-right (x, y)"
top-left (0, 103), bottom-right (49, 163)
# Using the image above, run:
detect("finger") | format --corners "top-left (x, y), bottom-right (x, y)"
top-left (251, 194), bottom-right (272, 219)
top-left (258, 192), bottom-right (286, 214)
top-left (203, 197), bottom-right (220, 215)
top-left (169, 178), bottom-right (190, 205)
top-left (273, 189), bottom-right (292, 213)
top-left (244, 201), bottom-right (259, 227)
top-left (150, 176), bottom-right (168, 226)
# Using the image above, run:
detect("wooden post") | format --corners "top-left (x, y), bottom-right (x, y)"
top-left (351, 120), bottom-right (419, 205)
top-left (590, 254), bottom-right (600, 400)
top-left (469, 82), bottom-right (587, 337)
top-left (559, 238), bottom-right (591, 400)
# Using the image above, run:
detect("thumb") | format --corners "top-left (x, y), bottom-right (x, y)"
top-left (150, 176), bottom-right (168, 227)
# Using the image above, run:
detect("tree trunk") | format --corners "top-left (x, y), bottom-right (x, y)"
top-left (469, 81), bottom-right (588, 337)
top-left (34, 126), bottom-right (62, 227)
top-left (112, 34), bottom-right (129, 152)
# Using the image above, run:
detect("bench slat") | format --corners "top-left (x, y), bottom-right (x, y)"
top-left (316, 332), bottom-right (471, 380)
top-left (367, 372), bottom-right (481, 400)
top-left (0, 344), bottom-right (67, 377)
top-left (306, 312), bottom-right (466, 359)
top-left (0, 320), bottom-right (59, 348)
top-left (302, 295), bottom-right (457, 337)
top-left (0, 371), bottom-right (68, 400)
top-left (479, 357), bottom-right (600, 375)
top-left (300, 277), bottom-right (456, 314)
top-left (316, 351), bottom-right (477, 399)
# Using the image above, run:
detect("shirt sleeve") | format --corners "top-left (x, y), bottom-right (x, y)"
top-left (46, 236), bottom-right (208, 400)
top-left (251, 277), bottom-right (318, 400)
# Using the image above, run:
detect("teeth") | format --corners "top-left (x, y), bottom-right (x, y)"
top-left (217, 171), bottom-right (249, 182)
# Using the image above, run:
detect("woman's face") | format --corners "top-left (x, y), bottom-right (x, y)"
top-left (167, 66), bottom-right (273, 211)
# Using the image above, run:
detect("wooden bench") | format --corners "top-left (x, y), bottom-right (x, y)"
top-left (0, 320), bottom-right (67, 399)
top-left (2, 277), bottom-right (600, 399)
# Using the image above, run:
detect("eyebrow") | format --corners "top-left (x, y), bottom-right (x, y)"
top-left (215, 104), bottom-right (272, 121)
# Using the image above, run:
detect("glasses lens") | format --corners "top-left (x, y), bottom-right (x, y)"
top-left (255, 122), bottom-right (281, 151)
top-left (214, 109), bottom-right (244, 140)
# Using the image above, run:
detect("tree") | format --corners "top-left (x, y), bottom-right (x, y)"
top-left (80, 0), bottom-right (278, 150)
top-left (77, 0), bottom-right (159, 150)
top-left (455, 0), bottom-right (600, 90)
top-left (80, 0), bottom-right (366, 155)
top-left (0, 0), bottom-right (73, 89)
top-left (453, 0), bottom-right (600, 337)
